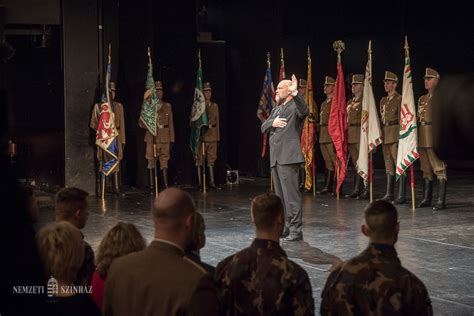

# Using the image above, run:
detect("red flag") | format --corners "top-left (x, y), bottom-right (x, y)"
top-left (328, 62), bottom-right (348, 193)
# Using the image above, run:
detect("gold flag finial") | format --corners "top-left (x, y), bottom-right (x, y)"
top-left (404, 36), bottom-right (409, 55)
top-left (267, 52), bottom-right (271, 67)
top-left (108, 43), bottom-right (111, 63)
top-left (280, 47), bottom-right (284, 60)
top-left (147, 46), bottom-right (151, 65)
top-left (368, 40), bottom-right (372, 55)
top-left (307, 46), bottom-right (311, 60)
top-left (333, 40), bottom-right (345, 63)
top-left (198, 49), bottom-right (201, 68)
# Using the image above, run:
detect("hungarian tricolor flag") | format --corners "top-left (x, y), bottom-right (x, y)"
top-left (300, 51), bottom-right (316, 190)
top-left (328, 62), bottom-right (348, 193)
top-left (257, 58), bottom-right (275, 157)
top-left (189, 52), bottom-right (208, 157)
top-left (357, 41), bottom-right (382, 181)
top-left (396, 41), bottom-right (419, 178)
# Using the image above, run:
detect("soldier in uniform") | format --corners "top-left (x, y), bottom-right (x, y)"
top-left (90, 81), bottom-right (126, 196)
top-left (139, 81), bottom-right (175, 192)
top-left (195, 82), bottom-right (220, 189)
top-left (321, 201), bottom-right (433, 315)
top-left (346, 74), bottom-right (368, 199)
top-left (297, 78), bottom-right (319, 191)
top-left (215, 193), bottom-right (314, 315)
top-left (379, 71), bottom-right (402, 203)
top-left (418, 68), bottom-right (447, 210)
top-left (318, 76), bottom-right (336, 194)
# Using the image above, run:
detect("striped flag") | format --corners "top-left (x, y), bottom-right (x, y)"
top-left (257, 55), bottom-right (276, 157)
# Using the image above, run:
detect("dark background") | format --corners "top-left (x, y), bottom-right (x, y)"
top-left (1, 0), bottom-right (472, 193)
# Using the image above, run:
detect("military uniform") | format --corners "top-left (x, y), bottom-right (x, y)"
top-left (139, 81), bottom-right (175, 189)
top-left (346, 74), bottom-right (367, 199)
top-left (215, 239), bottom-right (315, 315)
top-left (379, 71), bottom-right (402, 201)
top-left (418, 68), bottom-right (447, 210)
top-left (318, 76), bottom-right (336, 194)
top-left (321, 243), bottom-right (433, 315)
top-left (89, 82), bottom-right (126, 196)
top-left (195, 82), bottom-right (220, 189)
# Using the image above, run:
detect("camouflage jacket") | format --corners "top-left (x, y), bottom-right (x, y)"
top-left (215, 239), bottom-right (314, 316)
top-left (320, 243), bottom-right (433, 316)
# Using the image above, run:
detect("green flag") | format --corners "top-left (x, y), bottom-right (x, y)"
top-left (189, 59), bottom-right (208, 156)
top-left (140, 61), bottom-right (161, 136)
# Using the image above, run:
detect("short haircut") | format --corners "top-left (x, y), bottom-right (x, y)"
top-left (251, 193), bottom-right (284, 230)
top-left (364, 201), bottom-right (398, 239)
top-left (96, 222), bottom-right (146, 278)
top-left (36, 221), bottom-right (84, 283)
top-left (55, 187), bottom-right (88, 220)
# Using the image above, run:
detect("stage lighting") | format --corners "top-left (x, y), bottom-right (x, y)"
top-left (226, 170), bottom-right (239, 185)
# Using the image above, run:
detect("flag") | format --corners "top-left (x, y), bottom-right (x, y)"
top-left (257, 57), bottom-right (276, 157)
top-left (301, 50), bottom-right (316, 190)
top-left (95, 56), bottom-right (119, 176)
top-left (328, 62), bottom-right (348, 193)
top-left (357, 41), bottom-right (382, 181)
top-left (396, 40), bottom-right (419, 178)
top-left (139, 57), bottom-right (161, 136)
top-left (190, 53), bottom-right (208, 156)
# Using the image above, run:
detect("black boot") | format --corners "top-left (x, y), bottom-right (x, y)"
top-left (417, 179), bottom-right (433, 208)
top-left (358, 182), bottom-right (369, 200)
top-left (208, 165), bottom-right (221, 190)
top-left (99, 173), bottom-right (106, 198)
top-left (95, 171), bottom-right (101, 197)
top-left (162, 168), bottom-right (169, 189)
top-left (433, 179), bottom-right (447, 210)
top-left (197, 166), bottom-right (202, 190)
top-left (394, 174), bottom-right (407, 204)
top-left (318, 170), bottom-right (334, 194)
top-left (148, 168), bottom-right (155, 195)
top-left (348, 173), bottom-right (361, 198)
top-left (112, 172), bottom-right (124, 197)
top-left (379, 174), bottom-right (395, 202)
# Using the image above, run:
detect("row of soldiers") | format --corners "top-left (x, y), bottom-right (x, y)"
top-left (89, 81), bottom-right (220, 195)
top-left (302, 67), bottom-right (446, 209)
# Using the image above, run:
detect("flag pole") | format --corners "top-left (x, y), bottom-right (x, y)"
top-left (202, 142), bottom-right (207, 194)
top-left (148, 47), bottom-right (159, 197)
top-left (404, 36), bottom-right (416, 211)
top-left (369, 152), bottom-right (373, 203)
top-left (101, 44), bottom-right (112, 201)
top-left (267, 52), bottom-right (273, 192)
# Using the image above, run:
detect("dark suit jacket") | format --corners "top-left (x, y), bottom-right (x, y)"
top-left (261, 93), bottom-right (308, 167)
top-left (104, 240), bottom-right (218, 316)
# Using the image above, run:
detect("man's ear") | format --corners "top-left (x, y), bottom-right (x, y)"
top-left (74, 209), bottom-right (81, 219)
top-left (361, 224), bottom-right (370, 237)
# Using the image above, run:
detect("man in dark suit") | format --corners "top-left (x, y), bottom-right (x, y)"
top-left (103, 188), bottom-right (218, 316)
top-left (261, 75), bottom-right (308, 241)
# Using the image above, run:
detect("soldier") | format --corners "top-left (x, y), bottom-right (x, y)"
top-left (346, 74), bottom-right (368, 199)
top-left (418, 68), bottom-right (447, 210)
top-left (298, 78), bottom-right (319, 191)
top-left (318, 76), bottom-right (336, 194)
top-left (195, 82), bottom-right (220, 189)
top-left (215, 193), bottom-right (314, 315)
top-left (139, 81), bottom-right (175, 192)
top-left (321, 201), bottom-right (433, 315)
top-left (90, 81), bottom-right (126, 196)
top-left (379, 71), bottom-right (402, 203)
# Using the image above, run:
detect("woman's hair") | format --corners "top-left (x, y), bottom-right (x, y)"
top-left (36, 221), bottom-right (84, 283)
top-left (96, 222), bottom-right (146, 278)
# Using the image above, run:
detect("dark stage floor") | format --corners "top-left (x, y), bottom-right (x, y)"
top-left (37, 169), bottom-right (474, 315)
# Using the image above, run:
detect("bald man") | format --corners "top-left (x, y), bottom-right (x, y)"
top-left (261, 75), bottom-right (308, 241)
top-left (104, 188), bottom-right (218, 316)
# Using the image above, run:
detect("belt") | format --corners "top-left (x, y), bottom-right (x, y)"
top-left (419, 121), bottom-right (432, 126)
top-left (383, 120), bottom-right (398, 126)
top-left (349, 123), bottom-right (361, 127)
top-left (208, 124), bottom-right (216, 128)
top-left (158, 125), bottom-right (169, 128)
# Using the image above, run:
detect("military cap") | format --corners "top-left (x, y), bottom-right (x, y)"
top-left (203, 82), bottom-right (212, 91)
top-left (383, 71), bottom-right (398, 82)
top-left (423, 68), bottom-right (440, 79)
top-left (154, 81), bottom-right (163, 90)
top-left (351, 74), bottom-right (364, 84)
top-left (299, 79), bottom-right (307, 88)
top-left (109, 81), bottom-right (117, 91)
top-left (324, 76), bottom-right (336, 85)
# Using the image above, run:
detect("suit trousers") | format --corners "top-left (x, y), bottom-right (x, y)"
top-left (419, 148), bottom-right (447, 181)
top-left (271, 163), bottom-right (303, 238)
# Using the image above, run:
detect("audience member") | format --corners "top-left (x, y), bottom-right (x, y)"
top-left (104, 188), bottom-right (218, 316)
top-left (185, 212), bottom-right (215, 275)
top-left (55, 187), bottom-right (95, 286)
top-left (320, 201), bottom-right (433, 315)
top-left (215, 192), bottom-right (314, 315)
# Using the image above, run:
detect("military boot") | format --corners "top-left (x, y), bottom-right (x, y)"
top-left (394, 174), bottom-right (407, 204)
top-left (418, 178), bottom-right (433, 208)
top-left (433, 179), bottom-right (447, 210)
top-left (318, 170), bottom-right (334, 194)
top-left (112, 172), bottom-right (124, 197)
top-left (148, 168), bottom-right (155, 195)
top-left (162, 168), bottom-right (169, 189)
top-left (378, 174), bottom-right (395, 203)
